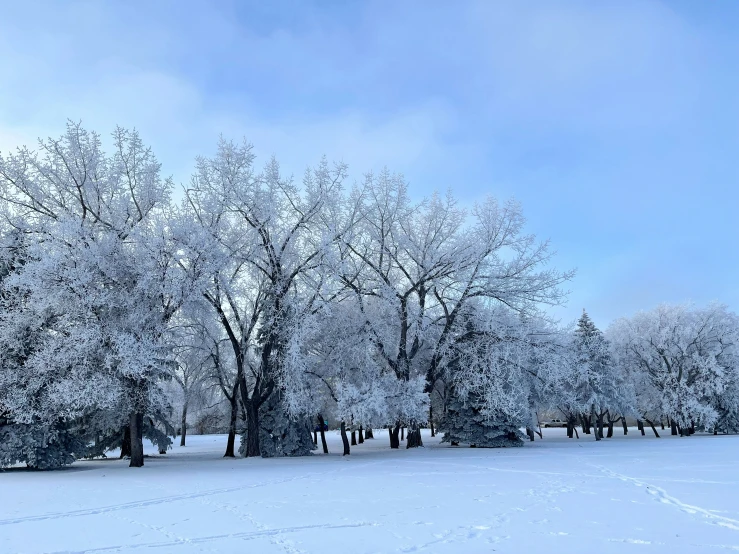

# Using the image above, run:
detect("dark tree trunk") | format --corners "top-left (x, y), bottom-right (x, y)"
top-left (358, 426), bottom-right (364, 444)
top-left (340, 421), bottom-right (350, 456)
top-left (244, 400), bottom-right (260, 458)
top-left (645, 419), bottom-right (660, 438)
top-left (606, 421), bottom-right (614, 438)
top-left (389, 423), bottom-right (400, 449)
top-left (129, 412), bottom-right (144, 468)
top-left (313, 429), bottom-right (318, 445)
top-left (580, 414), bottom-right (592, 434)
top-left (406, 423), bottom-right (423, 448)
top-left (690, 421), bottom-right (696, 435)
top-left (429, 405), bottom-right (435, 437)
top-left (661, 419), bottom-right (665, 430)
top-left (671, 419), bottom-right (678, 436)
top-left (637, 420), bottom-right (645, 436)
top-left (401, 427), bottom-right (405, 441)
top-left (365, 427), bottom-right (374, 439)
top-left (566, 421), bottom-right (574, 438)
top-left (120, 425), bottom-right (132, 458)
top-left (351, 430), bottom-right (357, 446)
top-left (526, 427), bottom-right (535, 442)
top-left (317, 413), bottom-right (328, 454)
top-left (596, 413), bottom-right (604, 440)
top-left (180, 402), bottom-right (188, 447)
top-left (224, 382), bottom-right (239, 458)
top-left (622, 417), bottom-right (628, 435)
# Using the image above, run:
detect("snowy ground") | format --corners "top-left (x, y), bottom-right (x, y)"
top-left (2, 429), bottom-right (739, 553)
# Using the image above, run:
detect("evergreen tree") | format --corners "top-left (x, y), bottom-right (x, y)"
top-left (441, 386), bottom-right (524, 447)
top-left (240, 391), bottom-right (314, 458)
top-left (571, 310), bottom-right (632, 439)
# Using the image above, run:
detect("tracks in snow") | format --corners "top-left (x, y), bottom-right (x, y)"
top-left (38, 522), bottom-right (378, 554)
top-left (591, 463), bottom-right (739, 532)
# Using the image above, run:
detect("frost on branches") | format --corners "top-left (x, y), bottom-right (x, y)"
top-left (609, 303), bottom-right (739, 436)
top-left (184, 140), bottom-right (350, 458)
top-left (2, 122), bottom-right (737, 470)
top-left (0, 123), bottom-right (191, 467)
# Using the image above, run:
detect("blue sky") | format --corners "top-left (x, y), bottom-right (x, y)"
top-left (1, 0), bottom-right (736, 327)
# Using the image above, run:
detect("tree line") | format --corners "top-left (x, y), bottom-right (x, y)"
top-left (0, 123), bottom-right (736, 469)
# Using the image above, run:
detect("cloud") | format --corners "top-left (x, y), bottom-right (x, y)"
top-left (0, 0), bottom-right (737, 324)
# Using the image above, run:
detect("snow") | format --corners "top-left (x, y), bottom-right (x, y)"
top-left (2, 429), bottom-right (739, 553)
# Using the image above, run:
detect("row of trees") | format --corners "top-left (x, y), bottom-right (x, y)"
top-left (0, 124), bottom-right (736, 469)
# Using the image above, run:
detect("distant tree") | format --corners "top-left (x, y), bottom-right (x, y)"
top-left (609, 303), bottom-right (739, 436)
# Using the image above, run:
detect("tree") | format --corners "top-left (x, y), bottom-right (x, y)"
top-left (569, 310), bottom-right (634, 440)
top-left (439, 305), bottom-right (556, 447)
top-left (341, 172), bottom-right (572, 448)
top-left (609, 303), bottom-right (739, 436)
top-left (0, 123), bottom-right (194, 467)
top-left (185, 139), bottom-right (350, 457)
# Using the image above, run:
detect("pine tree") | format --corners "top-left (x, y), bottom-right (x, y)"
top-left (572, 310), bottom-right (630, 439)
top-left (440, 387), bottom-right (524, 448)
top-left (240, 391), bottom-right (314, 458)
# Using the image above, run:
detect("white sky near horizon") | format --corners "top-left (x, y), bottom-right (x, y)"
top-left (1, 0), bottom-right (737, 328)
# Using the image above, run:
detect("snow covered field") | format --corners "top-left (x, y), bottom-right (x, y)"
top-left (2, 429), bottom-right (739, 554)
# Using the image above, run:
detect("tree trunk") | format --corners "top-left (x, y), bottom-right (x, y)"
top-left (180, 402), bottom-right (188, 447)
top-left (401, 427), bottom-right (405, 441)
top-left (129, 412), bottom-right (144, 468)
top-left (358, 426), bottom-right (364, 444)
top-left (606, 421), bottom-right (614, 438)
top-left (580, 414), bottom-right (591, 434)
top-left (389, 423), bottom-right (400, 449)
top-left (526, 427), bottom-right (535, 442)
top-left (313, 429), bottom-right (318, 445)
top-left (351, 430), bottom-right (357, 446)
top-left (637, 420), bottom-right (645, 436)
top-left (406, 422), bottom-right (423, 448)
top-left (244, 400), bottom-right (260, 458)
top-left (661, 419), bottom-right (665, 430)
top-left (340, 421), bottom-right (350, 456)
top-left (365, 427), bottom-right (374, 439)
top-left (224, 384), bottom-right (239, 457)
top-left (690, 420), bottom-right (696, 435)
top-left (596, 412), bottom-right (604, 440)
top-left (429, 405), bottom-right (435, 437)
top-left (671, 419), bottom-right (678, 436)
top-left (566, 421), bottom-right (574, 439)
top-left (317, 413), bottom-right (328, 454)
top-left (622, 417), bottom-right (628, 435)
top-left (120, 425), bottom-right (132, 458)
top-left (645, 419), bottom-right (660, 438)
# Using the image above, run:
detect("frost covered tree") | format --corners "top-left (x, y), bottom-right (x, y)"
top-left (184, 139), bottom-right (352, 458)
top-left (437, 305), bottom-right (570, 447)
top-left (339, 172), bottom-right (571, 448)
top-left (0, 123), bottom-right (198, 467)
top-left (0, 229), bottom-right (87, 468)
top-left (440, 307), bottom-right (530, 447)
top-left (609, 303), bottom-right (739, 436)
top-left (567, 311), bottom-right (634, 440)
